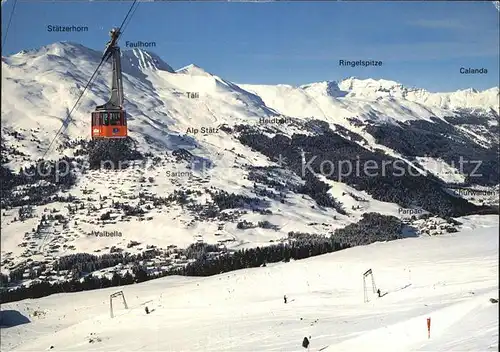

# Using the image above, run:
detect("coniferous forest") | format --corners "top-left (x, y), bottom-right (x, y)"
top-left (0, 213), bottom-right (410, 304)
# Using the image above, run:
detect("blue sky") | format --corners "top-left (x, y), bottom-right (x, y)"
top-left (2, 1), bottom-right (499, 92)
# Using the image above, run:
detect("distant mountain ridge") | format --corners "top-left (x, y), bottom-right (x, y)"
top-left (5, 41), bottom-right (497, 113)
top-left (298, 77), bottom-right (499, 113)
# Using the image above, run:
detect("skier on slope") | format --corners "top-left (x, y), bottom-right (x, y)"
top-left (302, 336), bottom-right (310, 350)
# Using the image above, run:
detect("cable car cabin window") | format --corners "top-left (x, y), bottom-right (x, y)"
top-left (92, 113), bottom-right (99, 126)
top-left (101, 112), bottom-right (109, 126)
top-left (110, 112), bottom-right (121, 125)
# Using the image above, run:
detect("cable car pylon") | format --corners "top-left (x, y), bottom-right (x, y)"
top-left (91, 27), bottom-right (128, 139)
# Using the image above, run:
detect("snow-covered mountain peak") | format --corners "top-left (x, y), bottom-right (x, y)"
top-left (3, 42), bottom-right (176, 78)
top-left (463, 88), bottom-right (478, 94)
top-left (4, 41), bottom-right (101, 65)
top-left (332, 76), bottom-right (498, 113)
top-left (47, 41), bottom-right (92, 57)
top-left (338, 77), bottom-right (409, 94)
top-left (176, 63), bottom-right (213, 77)
top-left (300, 80), bottom-right (347, 98)
top-left (121, 48), bottom-right (175, 73)
top-left (485, 87), bottom-right (500, 94)
top-left (38, 41), bottom-right (94, 57)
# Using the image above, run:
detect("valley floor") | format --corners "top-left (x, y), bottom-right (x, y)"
top-left (1, 220), bottom-right (498, 352)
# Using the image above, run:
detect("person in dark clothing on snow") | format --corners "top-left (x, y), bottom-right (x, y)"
top-left (284, 295), bottom-right (287, 304)
top-left (377, 289), bottom-right (381, 297)
top-left (145, 306), bottom-right (150, 314)
top-left (302, 337), bottom-right (310, 349)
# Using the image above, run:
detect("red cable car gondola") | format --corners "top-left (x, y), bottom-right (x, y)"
top-left (91, 28), bottom-right (128, 139)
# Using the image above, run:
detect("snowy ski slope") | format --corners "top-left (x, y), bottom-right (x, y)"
top-left (1, 217), bottom-right (498, 352)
